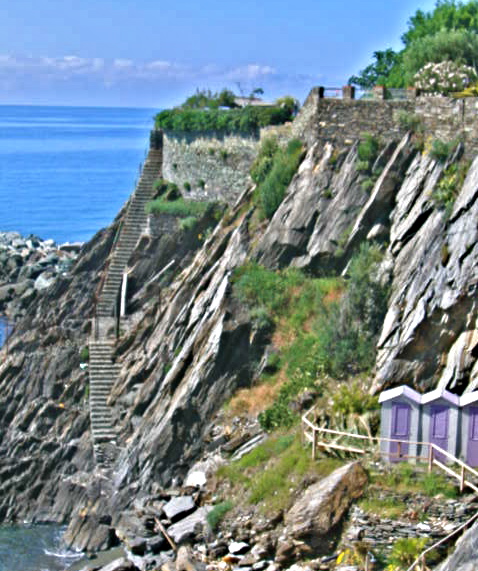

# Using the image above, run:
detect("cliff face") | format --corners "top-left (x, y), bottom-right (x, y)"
top-left (1, 100), bottom-right (478, 549)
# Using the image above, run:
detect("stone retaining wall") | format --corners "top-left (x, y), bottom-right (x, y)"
top-left (153, 90), bottom-right (478, 205)
top-left (161, 131), bottom-right (259, 203)
top-left (292, 88), bottom-right (478, 157)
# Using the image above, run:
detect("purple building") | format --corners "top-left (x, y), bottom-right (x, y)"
top-left (460, 392), bottom-right (478, 467)
top-left (379, 386), bottom-right (422, 462)
top-left (421, 389), bottom-right (460, 463)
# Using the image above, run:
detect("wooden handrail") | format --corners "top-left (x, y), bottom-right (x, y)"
top-left (405, 510), bottom-right (478, 571)
top-left (302, 405), bottom-right (478, 494)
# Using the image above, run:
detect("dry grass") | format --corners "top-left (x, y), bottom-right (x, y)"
top-left (226, 370), bottom-right (288, 417)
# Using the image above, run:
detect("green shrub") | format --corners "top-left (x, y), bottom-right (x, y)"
top-left (197, 179), bottom-right (206, 189)
top-left (183, 181), bottom-right (191, 192)
top-left (80, 346), bottom-right (89, 361)
top-left (178, 216), bottom-right (198, 231)
top-left (358, 133), bottom-right (379, 163)
top-left (433, 160), bottom-right (470, 215)
top-left (387, 538), bottom-right (429, 570)
top-left (361, 178), bottom-right (375, 193)
top-left (256, 138), bottom-right (304, 218)
top-left (258, 369), bottom-right (319, 430)
top-left (356, 160), bottom-right (371, 173)
top-left (220, 149), bottom-right (229, 161)
top-left (249, 306), bottom-right (273, 330)
top-left (250, 137), bottom-right (279, 184)
top-left (429, 138), bottom-right (453, 163)
top-left (331, 382), bottom-right (379, 416)
top-left (397, 110), bottom-right (423, 133)
top-left (206, 500), bottom-right (234, 530)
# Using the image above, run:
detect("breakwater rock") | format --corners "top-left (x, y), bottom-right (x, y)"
top-left (0, 231), bottom-right (81, 321)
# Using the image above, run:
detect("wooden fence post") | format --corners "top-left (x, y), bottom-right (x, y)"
top-left (461, 465), bottom-right (465, 492)
top-left (312, 429), bottom-right (317, 460)
top-left (428, 446), bottom-right (434, 472)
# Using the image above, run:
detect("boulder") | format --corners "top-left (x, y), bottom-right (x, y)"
top-left (166, 506), bottom-right (211, 544)
top-left (284, 462), bottom-right (367, 553)
top-left (163, 496), bottom-right (196, 522)
top-left (436, 519), bottom-right (478, 571)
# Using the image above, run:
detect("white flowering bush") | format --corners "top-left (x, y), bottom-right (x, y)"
top-left (414, 61), bottom-right (477, 95)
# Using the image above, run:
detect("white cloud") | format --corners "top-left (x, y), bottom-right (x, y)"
top-left (0, 53), bottom-right (320, 106)
top-left (0, 53), bottom-right (280, 84)
top-left (225, 64), bottom-right (276, 81)
top-left (113, 58), bottom-right (134, 69)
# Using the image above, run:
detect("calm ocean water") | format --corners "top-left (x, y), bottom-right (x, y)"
top-left (0, 104), bottom-right (156, 244)
top-left (0, 525), bottom-right (83, 571)
top-left (0, 105), bottom-right (156, 569)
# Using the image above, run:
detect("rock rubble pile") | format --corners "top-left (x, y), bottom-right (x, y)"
top-left (0, 231), bottom-right (81, 320)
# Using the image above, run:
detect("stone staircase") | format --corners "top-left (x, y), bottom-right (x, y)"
top-left (89, 340), bottom-right (121, 465)
top-left (96, 148), bottom-right (163, 318)
top-left (89, 145), bottom-right (162, 467)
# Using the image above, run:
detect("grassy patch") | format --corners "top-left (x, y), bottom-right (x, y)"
top-left (359, 496), bottom-right (407, 519)
top-left (206, 500), bottom-right (234, 530)
top-left (218, 432), bottom-right (342, 512)
top-left (146, 196), bottom-right (215, 218)
top-left (232, 244), bottom-right (388, 429)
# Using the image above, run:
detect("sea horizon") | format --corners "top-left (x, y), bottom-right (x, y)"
top-left (0, 104), bottom-right (156, 244)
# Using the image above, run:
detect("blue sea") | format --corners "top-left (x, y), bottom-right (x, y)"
top-left (0, 525), bottom-right (83, 571)
top-left (0, 104), bottom-right (156, 569)
top-left (0, 104), bottom-right (156, 244)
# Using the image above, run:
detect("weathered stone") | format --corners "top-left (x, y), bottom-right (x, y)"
top-left (284, 462), bottom-right (367, 552)
top-left (166, 507), bottom-right (211, 544)
top-left (163, 496), bottom-right (196, 522)
top-left (229, 541), bottom-right (250, 555)
top-left (176, 545), bottom-right (198, 571)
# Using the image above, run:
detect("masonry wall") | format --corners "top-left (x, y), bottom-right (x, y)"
top-left (292, 88), bottom-right (478, 157)
top-left (161, 131), bottom-right (259, 203)
top-left (155, 90), bottom-right (478, 206)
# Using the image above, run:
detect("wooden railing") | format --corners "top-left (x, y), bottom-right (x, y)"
top-left (302, 406), bottom-right (478, 494)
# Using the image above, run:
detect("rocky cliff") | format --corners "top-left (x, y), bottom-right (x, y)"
top-left (1, 97), bottom-right (478, 566)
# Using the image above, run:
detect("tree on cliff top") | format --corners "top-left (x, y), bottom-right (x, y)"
top-left (349, 0), bottom-right (478, 88)
top-left (181, 88), bottom-right (238, 109)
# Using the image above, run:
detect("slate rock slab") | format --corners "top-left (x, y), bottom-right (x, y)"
top-left (285, 462), bottom-right (367, 552)
top-left (166, 506), bottom-right (212, 544)
top-left (163, 496), bottom-right (196, 522)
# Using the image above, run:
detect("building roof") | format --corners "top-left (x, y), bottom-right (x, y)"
top-left (460, 391), bottom-right (478, 407)
top-left (421, 388), bottom-right (460, 406)
top-left (378, 385), bottom-right (422, 404)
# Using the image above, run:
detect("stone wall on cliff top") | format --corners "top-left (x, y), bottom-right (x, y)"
top-left (292, 87), bottom-right (478, 159)
top-left (160, 89), bottom-right (478, 206)
top-left (160, 124), bottom-right (292, 204)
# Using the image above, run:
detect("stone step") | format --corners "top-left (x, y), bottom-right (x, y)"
top-left (92, 433), bottom-right (116, 441)
top-left (91, 418), bottom-right (114, 426)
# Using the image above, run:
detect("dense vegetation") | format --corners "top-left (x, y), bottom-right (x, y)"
top-left (251, 137), bottom-right (304, 218)
top-left (155, 105), bottom-right (293, 134)
top-left (232, 243), bottom-right (388, 430)
top-left (349, 0), bottom-right (478, 89)
top-left (145, 178), bottom-right (217, 230)
top-left (154, 88), bottom-right (296, 134)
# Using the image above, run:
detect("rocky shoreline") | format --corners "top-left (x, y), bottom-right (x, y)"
top-left (0, 231), bottom-right (82, 322)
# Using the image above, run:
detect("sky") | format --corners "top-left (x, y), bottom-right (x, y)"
top-left (0, 0), bottom-right (438, 109)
